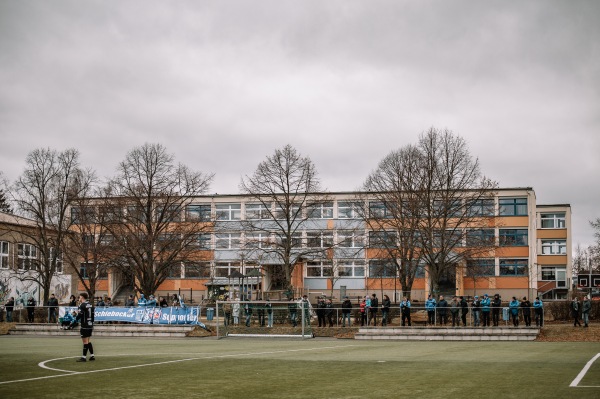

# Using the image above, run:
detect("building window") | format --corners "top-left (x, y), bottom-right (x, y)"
top-left (467, 199), bottom-right (495, 217)
top-left (369, 260), bottom-right (396, 278)
top-left (215, 233), bottom-right (241, 250)
top-left (433, 229), bottom-right (464, 247)
top-left (17, 243), bottom-right (37, 271)
top-left (466, 259), bottom-right (495, 276)
top-left (369, 201), bottom-right (393, 219)
top-left (215, 262), bottom-right (241, 278)
top-left (540, 213), bottom-right (566, 229)
top-left (499, 259), bottom-right (528, 276)
top-left (466, 229), bottom-right (495, 247)
top-left (541, 240), bottom-right (567, 255)
top-left (369, 231), bottom-right (397, 248)
top-left (306, 231), bottom-right (334, 248)
top-left (273, 204), bottom-right (301, 220)
top-left (184, 262), bottom-right (211, 278)
top-left (216, 204), bottom-right (241, 221)
top-left (337, 260), bottom-right (365, 277)
top-left (245, 203), bottom-right (271, 220)
top-left (306, 260), bottom-right (333, 277)
top-left (195, 233), bottom-right (212, 250)
top-left (541, 266), bottom-right (564, 281)
top-left (280, 232), bottom-right (303, 248)
top-left (155, 204), bottom-right (181, 222)
top-left (165, 264), bottom-right (182, 279)
top-left (499, 198), bottom-right (528, 216)
top-left (337, 230), bottom-right (365, 248)
top-left (499, 229), bottom-right (528, 246)
top-left (186, 204), bottom-right (211, 222)
top-left (338, 201), bottom-right (362, 219)
top-left (71, 206), bottom-right (95, 224)
top-left (0, 241), bottom-right (9, 269)
top-left (245, 232), bottom-right (271, 249)
top-left (308, 202), bottom-right (334, 219)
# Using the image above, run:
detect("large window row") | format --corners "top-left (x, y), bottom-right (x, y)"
top-left (72, 196), bottom-right (525, 224)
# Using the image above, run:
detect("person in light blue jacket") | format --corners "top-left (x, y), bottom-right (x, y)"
top-left (480, 294), bottom-right (491, 327)
top-left (146, 295), bottom-right (157, 307)
top-left (509, 297), bottom-right (520, 327)
top-left (137, 294), bottom-right (147, 307)
top-left (533, 297), bottom-right (543, 327)
top-left (425, 294), bottom-right (436, 326)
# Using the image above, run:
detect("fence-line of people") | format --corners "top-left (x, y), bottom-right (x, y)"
top-left (215, 293), bottom-right (555, 328)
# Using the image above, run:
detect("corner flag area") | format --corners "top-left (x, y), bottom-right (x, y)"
top-left (0, 336), bottom-right (598, 398)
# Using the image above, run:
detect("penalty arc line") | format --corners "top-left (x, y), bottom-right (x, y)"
top-left (570, 353), bottom-right (600, 388)
top-left (0, 344), bottom-right (357, 386)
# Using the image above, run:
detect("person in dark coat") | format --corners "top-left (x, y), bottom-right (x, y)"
top-left (316, 297), bottom-right (326, 327)
top-left (325, 298), bottom-right (334, 327)
top-left (47, 293), bottom-right (59, 323)
top-left (341, 297), bottom-right (352, 327)
top-left (5, 297), bottom-right (15, 322)
top-left (571, 297), bottom-right (582, 327)
top-left (400, 297), bottom-right (411, 326)
top-left (437, 295), bottom-right (448, 326)
top-left (369, 294), bottom-right (379, 326)
top-left (491, 294), bottom-right (502, 326)
top-left (381, 295), bottom-right (391, 326)
top-left (460, 296), bottom-right (469, 327)
top-left (520, 297), bottom-right (532, 327)
top-left (26, 296), bottom-right (36, 323)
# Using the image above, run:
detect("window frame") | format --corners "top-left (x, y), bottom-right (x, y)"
top-left (215, 203), bottom-right (241, 221)
top-left (0, 241), bottom-right (9, 269)
top-left (306, 260), bottom-right (333, 277)
top-left (540, 213), bottom-right (566, 229)
top-left (185, 204), bottom-right (212, 222)
top-left (499, 197), bottom-right (528, 216)
top-left (541, 239), bottom-right (567, 255)
top-left (499, 259), bottom-right (528, 276)
top-left (499, 229), bottom-right (528, 247)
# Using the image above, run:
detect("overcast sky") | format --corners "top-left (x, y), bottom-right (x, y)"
top-left (1, 0), bottom-right (599, 247)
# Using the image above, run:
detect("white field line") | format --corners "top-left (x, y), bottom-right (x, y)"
top-left (0, 345), bottom-right (356, 386)
top-left (570, 353), bottom-right (600, 388)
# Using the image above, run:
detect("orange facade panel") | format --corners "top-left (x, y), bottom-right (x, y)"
top-left (157, 279), bottom-right (209, 291)
top-left (537, 255), bottom-right (568, 265)
top-left (78, 280), bottom-right (108, 291)
top-left (498, 216), bottom-right (529, 227)
top-left (536, 229), bottom-right (567, 239)
top-left (495, 277), bottom-right (529, 289)
top-left (496, 247), bottom-right (530, 257)
top-left (366, 278), bottom-right (397, 290)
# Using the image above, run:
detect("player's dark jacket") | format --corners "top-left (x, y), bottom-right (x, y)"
top-left (75, 301), bottom-right (94, 329)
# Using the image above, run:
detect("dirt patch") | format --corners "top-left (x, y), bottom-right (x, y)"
top-left (0, 323), bottom-right (15, 335)
top-left (535, 322), bottom-right (600, 342)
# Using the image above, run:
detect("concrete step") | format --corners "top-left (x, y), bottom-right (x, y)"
top-left (355, 326), bottom-right (540, 341)
top-left (9, 324), bottom-right (196, 338)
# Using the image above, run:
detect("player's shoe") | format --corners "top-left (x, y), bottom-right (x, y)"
top-left (89, 356), bottom-right (95, 361)
top-left (76, 357), bottom-right (86, 362)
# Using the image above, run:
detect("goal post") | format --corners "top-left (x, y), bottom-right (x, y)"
top-left (215, 300), bottom-right (313, 339)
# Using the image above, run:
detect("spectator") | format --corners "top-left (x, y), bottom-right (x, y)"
top-left (301, 295), bottom-right (311, 326)
top-left (341, 296), bottom-right (352, 327)
top-left (244, 301), bottom-right (253, 327)
top-left (571, 297), bottom-right (582, 327)
top-left (288, 297), bottom-right (298, 327)
top-left (533, 297), bottom-right (543, 327)
top-left (491, 294), bottom-right (502, 327)
top-left (5, 296), bottom-right (15, 323)
top-left (146, 295), bottom-right (157, 307)
top-left (471, 296), bottom-right (481, 327)
top-left (105, 297), bottom-right (113, 307)
top-left (450, 296), bottom-right (460, 327)
top-left (582, 296), bottom-right (591, 328)
top-left (223, 298), bottom-right (232, 326)
top-left (481, 294), bottom-right (491, 327)
top-left (400, 296), bottom-right (411, 326)
top-left (381, 295), bottom-right (391, 326)
top-left (437, 295), bottom-right (448, 326)
top-left (137, 294), bottom-right (147, 307)
top-left (96, 297), bottom-right (105, 307)
top-left (360, 298), bottom-right (367, 326)
top-left (233, 298), bottom-right (241, 326)
top-left (460, 296), bottom-right (468, 327)
top-left (257, 300), bottom-right (266, 327)
top-left (159, 296), bottom-right (168, 308)
top-left (509, 297), bottom-right (520, 327)
top-left (425, 294), bottom-right (436, 326)
top-left (520, 297), bottom-right (532, 327)
top-left (68, 295), bottom-right (77, 307)
top-left (325, 298), bottom-right (334, 327)
top-left (26, 296), bottom-right (36, 323)
top-left (47, 293), bottom-right (59, 323)
top-left (266, 298), bottom-right (273, 328)
top-left (125, 295), bottom-right (135, 307)
top-left (369, 294), bottom-right (379, 326)
top-left (316, 296), bottom-right (326, 327)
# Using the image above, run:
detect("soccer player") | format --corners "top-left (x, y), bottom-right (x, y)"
top-left (73, 292), bottom-right (95, 362)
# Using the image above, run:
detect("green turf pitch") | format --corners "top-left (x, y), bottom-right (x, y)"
top-left (0, 336), bottom-right (598, 398)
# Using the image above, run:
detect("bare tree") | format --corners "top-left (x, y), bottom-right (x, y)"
top-left (240, 145), bottom-right (334, 293)
top-left (11, 148), bottom-right (94, 305)
top-left (362, 129), bottom-right (498, 298)
top-left (414, 128), bottom-right (498, 295)
top-left (360, 145), bottom-right (425, 300)
top-left (100, 143), bottom-right (213, 297)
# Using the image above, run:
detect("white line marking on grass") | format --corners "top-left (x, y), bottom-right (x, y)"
top-left (570, 353), bottom-right (600, 388)
top-left (0, 344), bottom-right (356, 386)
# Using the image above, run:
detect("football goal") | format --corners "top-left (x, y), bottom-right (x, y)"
top-left (214, 299), bottom-right (314, 339)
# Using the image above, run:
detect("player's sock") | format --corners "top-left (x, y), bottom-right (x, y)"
top-left (88, 342), bottom-right (94, 355)
top-left (83, 344), bottom-right (88, 357)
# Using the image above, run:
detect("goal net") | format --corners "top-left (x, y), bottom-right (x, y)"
top-left (214, 299), bottom-right (313, 339)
